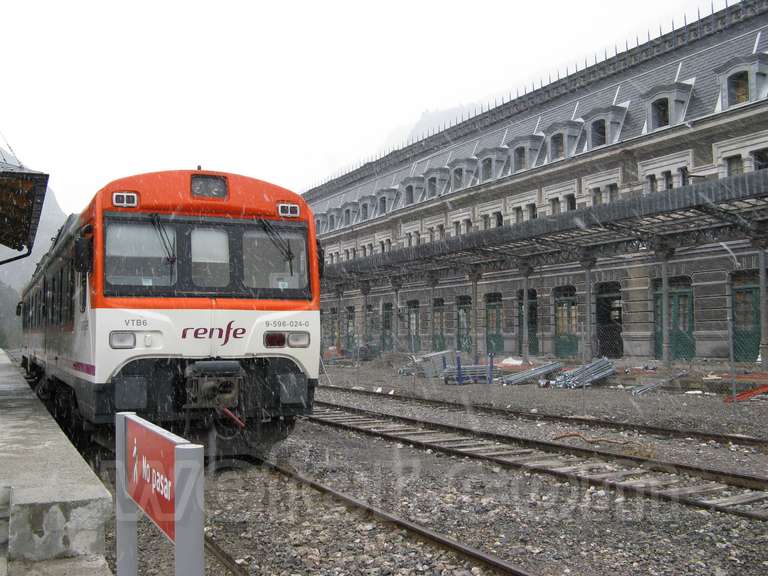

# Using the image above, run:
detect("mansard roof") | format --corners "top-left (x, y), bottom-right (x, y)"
top-left (307, 1), bottom-right (768, 234)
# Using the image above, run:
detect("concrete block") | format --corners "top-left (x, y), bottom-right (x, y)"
top-left (8, 555), bottom-right (111, 576)
top-left (0, 351), bottom-right (111, 564)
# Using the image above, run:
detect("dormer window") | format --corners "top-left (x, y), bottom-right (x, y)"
top-left (361, 204), bottom-right (368, 220)
top-left (453, 168), bottom-right (464, 189)
top-left (652, 98), bottom-right (670, 129)
top-left (427, 177), bottom-right (437, 198)
top-left (329, 215), bottom-right (336, 229)
top-left (550, 134), bottom-right (564, 160)
top-left (379, 196), bottom-right (387, 214)
top-left (514, 147), bottom-right (526, 171)
top-left (728, 71), bottom-right (750, 106)
top-left (481, 158), bottom-right (493, 181)
top-left (590, 119), bottom-right (606, 147)
top-left (715, 54), bottom-right (768, 110)
top-left (641, 83), bottom-right (692, 132)
top-left (405, 185), bottom-right (414, 205)
top-left (344, 209), bottom-right (351, 226)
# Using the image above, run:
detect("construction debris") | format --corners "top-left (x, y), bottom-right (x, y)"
top-left (501, 362), bottom-right (562, 386)
top-left (631, 371), bottom-right (687, 396)
top-left (725, 383), bottom-right (768, 403)
top-left (553, 357), bottom-right (615, 389)
top-left (442, 364), bottom-right (502, 385)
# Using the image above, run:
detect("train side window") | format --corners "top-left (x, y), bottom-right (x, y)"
top-left (58, 267), bottom-right (64, 325)
top-left (69, 259), bottom-right (76, 323)
top-left (80, 271), bottom-right (87, 313)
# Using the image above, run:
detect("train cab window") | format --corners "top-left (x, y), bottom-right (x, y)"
top-left (191, 228), bottom-right (230, 288)
top-left (105, 222), bottom-right (177, 287)
top-left (243, 228), bottom-right (308, 292)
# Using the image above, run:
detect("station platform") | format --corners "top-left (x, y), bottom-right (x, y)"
top-left (0, 350), bottom-right (111, 576)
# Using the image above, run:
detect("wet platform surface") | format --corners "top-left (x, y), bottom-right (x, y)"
top-left (0, 350), bottom-right (111, 575)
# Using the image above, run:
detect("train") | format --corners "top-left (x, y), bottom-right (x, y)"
top-left (18, 170), bottom-right (322, 453)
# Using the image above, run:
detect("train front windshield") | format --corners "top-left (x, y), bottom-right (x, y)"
top-left (104, 214), bottom-right (311, 299)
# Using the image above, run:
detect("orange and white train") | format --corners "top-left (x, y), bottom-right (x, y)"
top-left (19, 170), bottom-right (321, 452)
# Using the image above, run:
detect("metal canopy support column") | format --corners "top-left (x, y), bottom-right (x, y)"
top-left (759, 247), bottom-right (768, 370)
top-left (335, 285), bottom-right (343, 352)
top-left (519, 260), bottom-right (533, 364)
top-left (391, 277), bottom-right (402, 353)
top-left (427, 272), bottom-right (439, 351)
top-left (360, 281), bottom-right (370, 349)
top-left (468, 267), bottom-right (482, 360)
top-left (655, 244), bottom-right (675, 367)
top-left (581, 255), bottom-right (596, 363)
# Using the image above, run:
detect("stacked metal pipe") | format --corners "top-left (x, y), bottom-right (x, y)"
top-left (554, 357), bottom-right (615, 388)
top-left (501, 362), bottom-right (563, 386)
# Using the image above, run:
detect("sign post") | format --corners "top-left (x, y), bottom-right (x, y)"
top-left (116, 412), bottom-right (204, 576)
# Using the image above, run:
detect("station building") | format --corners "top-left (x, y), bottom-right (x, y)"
top-left (307, 1), bottom-right (768, 365)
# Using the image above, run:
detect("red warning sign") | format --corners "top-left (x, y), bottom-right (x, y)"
top-left (125, 417), bottom-right (178, 541)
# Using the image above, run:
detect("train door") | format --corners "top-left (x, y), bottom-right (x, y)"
top-left (456, 296), bottom-right (472, 353)
top-left (381, 303), bottom-right (394, 352)
top-left (732, 273), bottom-right (760, 362)
top-left (517, 289), bottom-right (539, 355)
top-left (406, 300), bottom-right (420, 352)
top-left (654, 277), bottom-right (695, 360)
top-left (432, 298), bottom-right (446, 351)
top-left (596, 282), bottom-right (623, 358)
top-left (554, 286), bottom-right (578, 358)
top-left (485, 293), bottom-right (503, 354)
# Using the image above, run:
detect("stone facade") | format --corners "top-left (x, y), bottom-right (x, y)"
top-left (308, 2), bottom-right (768, 363)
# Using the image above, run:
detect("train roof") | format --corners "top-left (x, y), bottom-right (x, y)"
top-left (85, 170), bottom-right (310, 220)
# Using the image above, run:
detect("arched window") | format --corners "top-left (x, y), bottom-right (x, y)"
top-left (379, 241), bottom-right (385, 253)
top-left (453, 168), bottom-right (463, 189)
top-left (379, 196), bottom-right (387, 214)
top-left (481, 158), bottom-right (493, 181)
top-left (651, 98), bottom-right (670, 129)
top-left (405, 185), bottom-right (414, 204)
top-left (550, 134), bottom-right (564, 160)
top-left (591, 119), bottom-right (606, 147)
top-left (494, 211), bottom-right (503, 227)
top-left (728, 71), bottom-right (750, 106)
top-left (514, 147), bottom-right (526, 171)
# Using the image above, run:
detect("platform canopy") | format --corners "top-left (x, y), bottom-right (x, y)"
top-left (322, 170), bottom-right (768, 285)
top-left (0, 157), bottom-right (48, 264)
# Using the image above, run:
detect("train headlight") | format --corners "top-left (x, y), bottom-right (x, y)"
top-left (287, 331), bottom-right (310, 348)
top-left (109, 331), bottom-right (136, 349)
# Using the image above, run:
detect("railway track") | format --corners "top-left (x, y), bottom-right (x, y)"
top-left (308, 401), bottom-right (768, 522)
top-left (317, 383), bottom-right (768, 447)
top-left (237, 455), bottom-right (537, 576)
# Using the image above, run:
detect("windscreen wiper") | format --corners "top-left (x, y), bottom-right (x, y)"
top-left (151, 214), bottom-right (176, 265)
top-left (260, 218), bottom-right (294, 276)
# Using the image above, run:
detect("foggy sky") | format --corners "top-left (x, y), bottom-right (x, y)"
top-left (4, 0), bottom-right (709, 214)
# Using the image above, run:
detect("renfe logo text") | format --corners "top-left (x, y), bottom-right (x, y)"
top-left (181, 321), bottom-right (246, 346)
